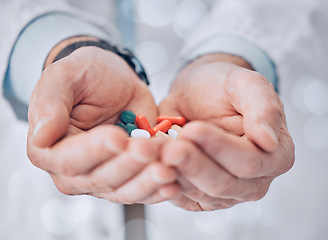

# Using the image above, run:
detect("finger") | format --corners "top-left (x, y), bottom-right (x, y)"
top-left (175, 177), bottom-right (239, 211)
top-left (50, 174), bottom-right (84, 195)
top-left (211, 114), bottom-right (244, 136)
top-left (28, 60), bottom-right (85, 148)
top-left (180, 121), bottom-right (289, 178)
top-left (69, 71), bottom-right (151, 130)
top-left (231, 70), bottom-right (284, 152)
top-left (167, 189), bottom-right (233, 212)
top-left (162, 140), bottom-right (272, 201)
top-left (168, 193), bottom-right (205, 211)
top-left (137, 183), bottom-right (180, 204)
top-left (27, 125), bottom-right (127, 176)
top-left (126, 82), bottom-right (159, 127)
top-left (103, 162), bottom-right (177, 204)
top-left (71, 138), bottom-right (163, 192)
top-left (158, 95), bottom-right (182, 117)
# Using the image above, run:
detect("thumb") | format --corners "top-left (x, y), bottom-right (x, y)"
top-left (158, 94), bottom-right (182, 117)
top-left (236, 75), bottom-right (284, 152)
top-left (28, 66), bottom-right (75, 148)
top-left (28, 103), bottom-right (70, 148)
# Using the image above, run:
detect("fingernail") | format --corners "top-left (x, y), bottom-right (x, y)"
top-left (104, 138), bottom-right (123, 154)
top-left (32, 117), bottom-right (50, 137)
top-left (259, 121), bottom-right (278, 145)
top-left (158, 187), bottom-right (171, 198)
top-left (151, 168), bottom-right (176, 184)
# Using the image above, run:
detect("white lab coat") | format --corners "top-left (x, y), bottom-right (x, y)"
top-left (1, 0), bottom-right (328, 239)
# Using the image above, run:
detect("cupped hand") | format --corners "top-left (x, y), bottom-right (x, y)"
top-left (27, 47), bottom-right (179, 204)
top-left (159, 54), bottom-right (295, 211)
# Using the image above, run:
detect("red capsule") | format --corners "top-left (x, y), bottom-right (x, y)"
top-left (157, 116), bottom-right (186, 126)
top-left (152, 119), bottom-right (172, 135)
top-left (135, 115), bottom-right (152, 134)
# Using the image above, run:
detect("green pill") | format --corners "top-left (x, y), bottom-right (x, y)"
top-left (120, 110), bottom-right (136, 124)
top-left (125, 123), bottom-right (138, 136)
top-left (114, 123), bottom-right (126, 130)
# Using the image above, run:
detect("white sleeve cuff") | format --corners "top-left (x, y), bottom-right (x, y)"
top-left (182, 34), bottom-right (278, 91)
top-left (7, 12), bottom-right (111, 106)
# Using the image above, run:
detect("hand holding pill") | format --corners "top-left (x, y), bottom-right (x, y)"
top-left (26, 47), bottom-right (179, 205)
top-left (159, 53), bottom-right (295, 211)
top-left (26, 49), bottom-right (295, 210)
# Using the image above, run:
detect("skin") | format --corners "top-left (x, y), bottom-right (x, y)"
top-left (159, 54), bottom-right (295, 211)
top-left (27, 42), bottom-right (180, 205)
top-left (26, 37), bottom-right (295, 210)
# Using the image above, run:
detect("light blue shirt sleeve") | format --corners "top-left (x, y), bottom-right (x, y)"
top-left (182, 34), bottom-right (278, 92)
top-left (4, 12), bottom-right (111, 120)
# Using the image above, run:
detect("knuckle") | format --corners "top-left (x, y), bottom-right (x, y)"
top-left (88, 192), bottom-right (105, 200)
top-left (26, 148), bottom-right (40, 168)
top-left (286, 143), bottom-right (296, 171)
top-left (87, 176), bottom-right (99, 190)
top-left (84, 169), bottom-right (115, 193)
top-left (279, 133), bottom-right (296, 174)
top-left (247, 180), bottom-right (271, 201)
top-left (252, 189), bottom-right (268, 201)
top-left (267, 101), bottom-right (284, 121)
top-left (52, 177), bottom-right (76, 196)
top-left (248, 189), bottom-right (266, 201)
top-left (26, 146), bottom-right (53, 174)
top-left (268, 125), bottom-right (296, 177)
top-left (55, 184), bottom-right (73, 196)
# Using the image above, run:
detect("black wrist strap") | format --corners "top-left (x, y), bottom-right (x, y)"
top-left (53, 39), bottom-right (149, 85)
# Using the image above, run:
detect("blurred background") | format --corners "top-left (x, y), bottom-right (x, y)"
top-left (1, 0), bottom-right (328, 239)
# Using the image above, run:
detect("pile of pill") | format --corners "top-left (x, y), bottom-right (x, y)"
top-left (115, 110), bottom-right (186, 139)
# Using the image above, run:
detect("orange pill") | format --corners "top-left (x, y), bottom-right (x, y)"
top-left (152, 119), bottom-right (172, 134)
top-left (135, 115), bottom-right (152, 132)
top-left (157, 116), bottom-right (186, 126)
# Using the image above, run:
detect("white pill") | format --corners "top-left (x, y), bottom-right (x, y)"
top-left (155, 131), bottom-right (171, 140)
top-left (131, 129), bottom-right (151, 139)
top-left (171, 124), bottom-right (182, 133)
top-left (168, 129), bottom-right (179, 139)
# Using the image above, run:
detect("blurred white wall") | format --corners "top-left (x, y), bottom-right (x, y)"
top-left (1, 0), bottom-right (328, 239)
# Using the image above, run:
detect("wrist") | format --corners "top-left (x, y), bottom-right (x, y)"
top-left (44, 36), bottom-right (100, 69)
top-left (170, 54), bottom-right (254, 92)
top-left (190, 53), bottom-right (254, 70)
top-left (45, 37), bottom-right (149, 85)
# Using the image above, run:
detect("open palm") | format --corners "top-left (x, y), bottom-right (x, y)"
top-left (27, 47), bottom-right (179, 205)
top-left (159, 54), bottom-right (294, 211)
